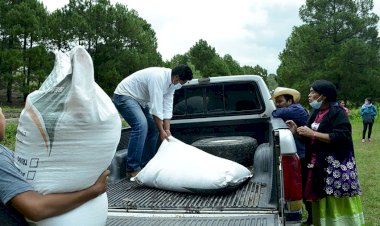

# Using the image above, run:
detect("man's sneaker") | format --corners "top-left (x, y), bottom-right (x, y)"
top-left (362, 139), bottom-right (365, 143)
top-left (368, 138), bottom-right (372, 142)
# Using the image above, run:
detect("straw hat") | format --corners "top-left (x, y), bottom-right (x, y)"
top-left (271, 87), bottom-right (301, 103)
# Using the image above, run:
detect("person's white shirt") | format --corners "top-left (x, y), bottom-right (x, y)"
top-left (114, 67), bottom-right (176, 120)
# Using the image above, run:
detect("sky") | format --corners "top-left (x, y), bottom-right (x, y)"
top-left (42, 0), bottom-right (380, 74)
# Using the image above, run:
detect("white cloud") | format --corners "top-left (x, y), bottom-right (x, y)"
top-left (120, 0), bottom-right (305, 74)
top-left (42, 0), bottom-right (380, 74)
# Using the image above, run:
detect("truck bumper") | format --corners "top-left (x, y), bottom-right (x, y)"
top-left (107, 212), bottom-right (281, 226)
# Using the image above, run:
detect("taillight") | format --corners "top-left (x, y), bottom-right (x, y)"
top-left (282, 154), bottom-right (303, 210)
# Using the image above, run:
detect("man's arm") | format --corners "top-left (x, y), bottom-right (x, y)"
top-left (10, 170), bottom-right (109, 222)
top-left (153, 115), bottom-right (169, 141)
top-left (272, 107), bottom-right (293, 118)
top-left (163, 119), bottom-right (171, 136)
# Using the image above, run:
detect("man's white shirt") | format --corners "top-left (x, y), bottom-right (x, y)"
top-left (114, 67), bottom-right (175, 120)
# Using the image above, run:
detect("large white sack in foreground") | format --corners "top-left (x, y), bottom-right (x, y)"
top-left (29, 193), bottom-right (107, 226)
top-left (136, 136), bottom-right (252, 193)
top-left (15, 46), bottom-right (121, 193)
top-left (14, 46), bottom-right (121, 225)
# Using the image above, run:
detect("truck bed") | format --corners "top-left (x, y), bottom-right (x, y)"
top-left (108, 122), bottom-right (277, 212)
top-left (107, 177), bottom-right (273, 211)
top-left (106, 176), bottom-right (279, 226)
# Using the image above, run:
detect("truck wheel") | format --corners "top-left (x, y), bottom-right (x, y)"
top-left (191, 136), bottom-right (258, 166)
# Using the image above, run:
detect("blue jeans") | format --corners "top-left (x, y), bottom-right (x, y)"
top-left (113, 94), bottom-right (159, 172)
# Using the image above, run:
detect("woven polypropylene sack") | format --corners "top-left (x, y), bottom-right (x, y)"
top-left (136, 136), bottom-right (252, 194)
top-left (14, 46), bottom-right (121, 225)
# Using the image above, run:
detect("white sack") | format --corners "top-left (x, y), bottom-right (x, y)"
top-left (136, 136), bottom-right (252, 193)
top-left (14, 46), bottom-right (121, 193)
top-left (14, 46), bottom-right (120, 225)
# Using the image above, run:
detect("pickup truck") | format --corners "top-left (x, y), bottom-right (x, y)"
top-left (106, 75), bottom-right (303, 226)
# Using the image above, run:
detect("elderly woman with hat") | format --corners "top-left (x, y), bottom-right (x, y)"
top-left (287, 80), bottom-right (364, 226)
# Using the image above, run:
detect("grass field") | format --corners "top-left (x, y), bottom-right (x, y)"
top-left (1, 110), bottom-right (379, 225)
top-left (351, 118), bottom-right (380, 225)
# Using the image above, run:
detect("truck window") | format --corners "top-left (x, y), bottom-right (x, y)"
top-left (224, 83), bottom-right (259, 112)
top-left (206, 85), bottom-right (224, 113)
top-left (173, 81), bottom-right (263, 118)
top-left (173, 87), bottom-right (204, 116)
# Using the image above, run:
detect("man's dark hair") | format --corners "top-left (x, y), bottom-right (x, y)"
top-left (283, 94), bottom-right (294, 103)
top-left (172, 64), bottom-right (193, 81)
top-left (366, 97), bottom-right (372, 103)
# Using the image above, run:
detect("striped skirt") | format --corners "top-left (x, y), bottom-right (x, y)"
top-left (312, 195), bottom-right (365, 226)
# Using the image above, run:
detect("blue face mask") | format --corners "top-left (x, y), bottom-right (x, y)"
top-left (309, 96), bottom-right (323, 109)
top-left (169, 83), bottom-right (182, 92)
top-left (173, 83), bottom-right (182, 90)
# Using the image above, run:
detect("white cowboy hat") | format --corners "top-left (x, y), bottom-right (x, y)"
top-left (271, 87), bottom-right (301, 103)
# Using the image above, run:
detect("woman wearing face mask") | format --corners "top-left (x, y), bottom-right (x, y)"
top-left (360, 97), bottom-right (377, 143)
top-left (286, 80), bottom-right (364, 226)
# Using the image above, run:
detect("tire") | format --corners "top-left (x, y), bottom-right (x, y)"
top-left (191, 136), bottom-right (258, 166)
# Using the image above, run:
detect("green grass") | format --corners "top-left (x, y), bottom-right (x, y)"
top-left (1, 110), bottom-right (379, 224)
top-left (2, 122), bottom-right (18, 150)
top-left (351, 118), bottom-right (380, 225)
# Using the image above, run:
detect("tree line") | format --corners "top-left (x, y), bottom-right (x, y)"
top-left (0, 0), bottom-right (268, 104)
top-left (1, 0), bottom-right (379, 106)
top-left (277, 0), bottom-right (380, 106)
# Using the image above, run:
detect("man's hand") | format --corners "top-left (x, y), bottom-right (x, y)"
top-left (165, 129), bottom-right (172, 137)
top-left (159, 130), bottom-right (170, 141)
top-left (91, 170), bottom-right (110, 196)
top-left (154, 116), bottom-right (170, 141)
top-left (285, 120), bottom-right (297, 134)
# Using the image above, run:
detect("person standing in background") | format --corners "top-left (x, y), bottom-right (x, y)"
top-left (360, 97), bottom-right (377, 143)
top-left (339, 100), bottom-right (350, 116)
